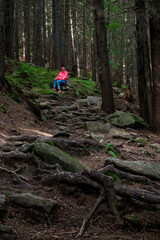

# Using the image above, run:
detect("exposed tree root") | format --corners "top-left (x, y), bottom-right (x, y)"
top-left (0, 151), bottom-right (32, 160)
top-left (0, 166), bottom-right (33, 190)
top-left (83, 168), bottom-right (120, 217)
top-left (115, 185), bottom-right (160, 204)
top-left (5, 134), bottom-right (41, 142)
top-left (99, 164), bottom-right (150, 183)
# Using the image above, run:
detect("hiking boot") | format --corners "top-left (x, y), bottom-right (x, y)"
top-left (53, 87), bottom-right (56, 91)
top-left (58, 90), bottom-right (62, 94)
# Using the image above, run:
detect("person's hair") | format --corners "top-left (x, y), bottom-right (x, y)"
top-left (61, 65), bottom-right (66, 68)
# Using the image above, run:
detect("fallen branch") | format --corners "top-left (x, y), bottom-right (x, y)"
top-left (76, 187), bottom-right (104, 238)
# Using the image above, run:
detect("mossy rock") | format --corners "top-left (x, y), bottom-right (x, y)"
top-left (23, 165), bottom-right (36, 177)
top-left (136, 137), bottom-right (148, 147)
top-left (105, 111), bottom-right (146, 129)
top-left (86, 122), bottom-right (111, 133)
top-left (33, 142), bottom-right (86, 173)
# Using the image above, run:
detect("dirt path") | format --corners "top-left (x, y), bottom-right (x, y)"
top-left (0, 91), bottom-right (160, 240)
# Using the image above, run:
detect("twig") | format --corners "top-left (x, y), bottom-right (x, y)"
top-left (76, 187), bottom-right (104, 238)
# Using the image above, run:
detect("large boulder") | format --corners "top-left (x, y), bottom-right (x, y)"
top-left (86, 122), bottom-right (111, 133)
top-left (105, 111), bottom-right (146, 129)
top-left (7, 192), bottom-right (57, 213)
top-left (33, 142), bottom-right (85, 173)
top-left (105, 157), bottom-right (160, 180)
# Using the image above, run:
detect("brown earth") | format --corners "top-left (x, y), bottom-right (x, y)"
top-left (0, 90), bottom-right (160, 240)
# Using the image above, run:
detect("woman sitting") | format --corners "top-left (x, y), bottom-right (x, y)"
top-left (53, 65), bottom-right (68, 93)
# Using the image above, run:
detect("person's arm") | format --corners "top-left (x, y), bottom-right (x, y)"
top-left (56, 72), bottom-right (61, 80)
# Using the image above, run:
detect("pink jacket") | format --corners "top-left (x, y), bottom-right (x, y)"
top-left (56, 71), bottom-right (68, 81)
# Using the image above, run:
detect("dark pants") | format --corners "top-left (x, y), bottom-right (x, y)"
top-left (53, 80), bottom-right (67, 90)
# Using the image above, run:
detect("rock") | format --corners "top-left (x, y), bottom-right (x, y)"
top-left (105, 157), bottom-right (160, 180)
top-left (90, 133), bottom-right (106, 141)
top-left (67, 103), bottom-right (78, 111)
top-left (0, 225), bottom-right (17, 240)
top-left (113, 87), bottom-right (121, 94)
top-left (105, 111), bottom-right (146, 129)
top-left (33, 142), bottom-right (85, 173)
top-left (86, 122), bottom-right (111, 133)
top-left (119, 92), bottom-right (125, 98)
top-left (23, 165), bottom-right (36, 177)
top-left (76, 99), bottom-right (91, 107)
top-left (7, 192), bottom-right (58, 213)
top-left (38, 101), bottom-right (52, 110)
top-left (150, 143), bottom-right (160, 151)
top-left (59, 126), bottom-right (70, 132)
top-left (136, 137), bottom-right (148, 147)
top-left (87, 96), bottom-right (102, 105)
top-left (109, 128), bottom-right (132, 140)
top-left (0, 138), bottom-right (7, 148)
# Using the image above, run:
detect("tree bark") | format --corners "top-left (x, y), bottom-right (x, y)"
top-left (0, 0), bottom-right (10, 91)
top-left (82, 1), bottom-right (87, 78)
top-left (4, 0), bottom-right (15, 59)
top-left (15, 0), bottom-right (19, 61)
top-left (52, 0), bottom-right (61, 69)
top-left (135, 0), bottom-right (153, 127)
top-left (150, 1), bottom-right (160, 132)
top-left (64, 0), bottom-right (69, 66)
top-left (94, 0), bottom-right (115, 113)
top-left (24, 0), bottom-right (30, 63)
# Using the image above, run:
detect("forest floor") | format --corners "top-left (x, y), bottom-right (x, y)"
top-left (0, 60), bottom-right (160, 240)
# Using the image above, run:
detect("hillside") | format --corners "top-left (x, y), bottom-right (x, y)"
top-left (0, 61), bottom-right (160, 240)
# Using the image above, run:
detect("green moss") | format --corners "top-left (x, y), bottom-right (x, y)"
top-left (6, 60), bottom-right (99, 98)
top-left (4, 192), bottom-right (12, 197)
top-left (136, 137), bottom-right (148, 145)
top-left (103, 171), bottom-right (121, 182)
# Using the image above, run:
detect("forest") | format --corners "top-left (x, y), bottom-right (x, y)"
top-left (0, 0), bottom-right (160, 239)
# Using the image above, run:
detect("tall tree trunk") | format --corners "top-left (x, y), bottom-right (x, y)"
top-left (33, 0), bottom-right (43, 66)
top-left (94, 0), bottom-right (114, 113)
top-left (52, 0), bottom-right (61, 69)
top-left (150, 0), bottom-right (160, 132)
top-left (0, 0), bottom-right (10, 91)
top-left (4, 0), bottom-right (15, 59)
top-left (15, 0), bottom-right (19, 61)
top-left (59, 0), bottom-right (65, 65)
top-left (92, 30), bottom-right (97, 82)
top-left (64, 0), bottom-right (69, 66)
top-left (136, 0), bottom-right (153, 126)
top-left (24, 0), bottom-right (30, 63)
top-left (82, 1), bottom-right (87, 78)
top-left (42, 0), bottom-right (46, 66)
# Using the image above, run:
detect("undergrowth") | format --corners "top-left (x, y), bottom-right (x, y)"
top-left (6, 59), bottom-right (99, 97)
